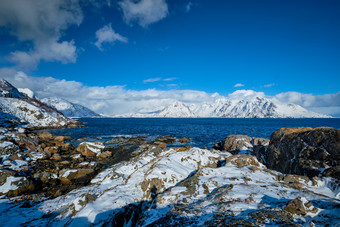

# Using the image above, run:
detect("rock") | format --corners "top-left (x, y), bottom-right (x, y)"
top-left (44, 146), bottom-right (59, 153)
top-left (178, 137), bottom-right (190, 143)
top-left (98, 151), bottom-right (112, 160)
top-left (157, 142), bottom-right (167, 149)
top-left (105, 136), bottom-right (127, 144)
top-left (155, 136), bottom-right (176, 144)
top-left (0, 141), bottom-right (21, 155)
top-left (225, 155), bottom-right (264, 168)
top-left (0, 171), bottom-right (38, 197)
top-left (284, 197), bottom-right (318, 216)
top-left (265, 127), bottom-right (340, 179)
top-left (59, 169), bottom-right (95, 184)
top-left (50, 153), bottom-right (62, 161)
top-left (252, 137), bottom-right (270, 146)
top-left (61, 143), bottom-right (76, 153)
top-left (76, 142), bottom-right (105, 157)
top-left (77, 138), bottom-right (89, 141)
top-left (9, 153), bottom-right (23, 161)
top-left (214, 135), bottom-right (252, 153)
top-left (281, 174), bottom-right (310, 184)
top-left (284, 197), bottom-right (306, 215)
top-left (54, 136), bottom-right (71, 143)
top-left (37, 131), bottom-right (53, 141)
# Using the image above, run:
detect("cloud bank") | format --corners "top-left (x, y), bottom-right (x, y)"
top-left (1, 69), bottom-right (339, 117)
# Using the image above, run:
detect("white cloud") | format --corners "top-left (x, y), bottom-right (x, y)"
top-left (1, 69), bottom-right (339, 117)
top-left (0, 0), bottom-right (83, 68)
top-left (95, 24), bottom-right (128, 51)
top-left (234, 83), bottom-right (245, 87)
top-left (118, 0), bottom-right (168, 27)
top-left (163, 77), bottom-right (176, 81)
top-left (9, 39), bottom-right (77, 68)
top-left (143, 77), bottom-right (162, 83)
top-left (264, 83), bottom-right (275, 88)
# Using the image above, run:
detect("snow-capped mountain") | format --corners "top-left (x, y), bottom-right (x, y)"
top-left (0, 79), bottom-right (73, 127)
top-left (119, 95), bottom-right (330, 118)
top-left (41, 97), bottom-right (100, 118)
top-left (151, 101), bottom-right (196, 118)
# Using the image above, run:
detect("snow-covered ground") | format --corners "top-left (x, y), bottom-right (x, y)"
top-left (0, 146), bottom-right (338, 226)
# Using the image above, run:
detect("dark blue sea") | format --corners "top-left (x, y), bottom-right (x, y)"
top-left (46, 118), bottom-right (340, 149)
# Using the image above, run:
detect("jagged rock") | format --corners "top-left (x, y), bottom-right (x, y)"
top-left (178, 137), bottom-right (190, 143)
top-left (265, 127), bottom-right (340, 179)
top-left (252, 137), bottom-right (269, 146)
top-left (155, 136), bottom-right (176, 144)
top-left (76, 142), bottom-right (105, 157)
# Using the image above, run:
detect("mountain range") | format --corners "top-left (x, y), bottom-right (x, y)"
top-left (118, 96), bottom-right (330, 118)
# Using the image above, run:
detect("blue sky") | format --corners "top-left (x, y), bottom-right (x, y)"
top-left (0, 0), bottom-right (339, 116)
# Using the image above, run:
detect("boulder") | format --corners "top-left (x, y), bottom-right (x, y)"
top-left (214, 135), bottom-right (252, 153)
top-left (37, 131), bottom-right (53, 141)
top-left (265, 127), bottom-right (340, 179)
top-left (76, 142), bottom-right (105, 157)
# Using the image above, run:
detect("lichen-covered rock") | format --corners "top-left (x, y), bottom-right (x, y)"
top-left (215, 135), bottom-right (253, 153)
top-left (265, 127), bottom-right (340, 179)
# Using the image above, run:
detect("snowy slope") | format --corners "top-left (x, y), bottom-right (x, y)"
top-left (150, 101), bottom-right (196, 118)
top-left (41, 97), bottom-right (100, 118)
top-left (0, 79), bottom-right (72, 127)
top-left (0, 147), bottom-right (338, 226)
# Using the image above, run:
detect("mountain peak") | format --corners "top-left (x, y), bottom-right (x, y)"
top-left (0, 79), bottom-right (24, 98)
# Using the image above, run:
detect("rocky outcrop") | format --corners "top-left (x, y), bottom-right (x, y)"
top-left (265, 127), bottom-right (340, 179)
top-left (214, 135), bottom-right (269, 155)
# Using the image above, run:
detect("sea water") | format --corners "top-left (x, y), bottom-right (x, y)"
top-left (46, 118), bottom-right (340, 148)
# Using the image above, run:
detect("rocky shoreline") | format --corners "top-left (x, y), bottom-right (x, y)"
top-left (0, 126), bottom-right (339, 226)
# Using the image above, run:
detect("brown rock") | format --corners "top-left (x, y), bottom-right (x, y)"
top-left (155, 136), bottom-right (176, 144)
top-left (37, 131), bottom-right (53, 141)
top-left (44, 146), bottom-right (59, 153)
top-left (50, 153), bottom-right (62, 161)
top-left (284, 198), bottom-right (306, 215)
top-left (9, 153), bottom-right (23, 161)
top-left (76, 142), bottom-right (105, 157)
top-left (178, 137), bottom-right (190, 143)
top-left (157, 142), bottom-right (167, 149)
top-left (214, 135), bottom-right (252, 153)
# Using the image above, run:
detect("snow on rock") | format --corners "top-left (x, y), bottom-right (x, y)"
top-left (41, 97), bottom-right (100, 118)
top-left (0, 146), bottom-right (338, 226)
